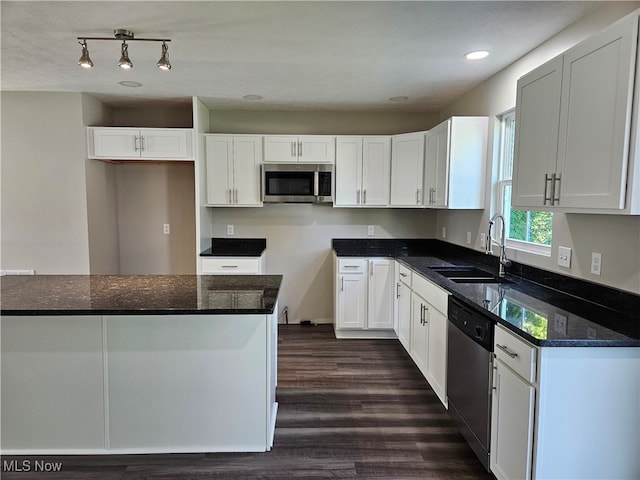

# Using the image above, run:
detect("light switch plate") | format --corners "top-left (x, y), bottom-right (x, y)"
top-left (591, 252), bottom-right (602, 275)
top-left (227, 225), bottom-right (234, 236)
top-left (367, 225), bottom-right (375, 236)
top-left (557, 246), bottom-right (571, 268)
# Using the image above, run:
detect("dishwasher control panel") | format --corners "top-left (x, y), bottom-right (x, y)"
top-left (448, 297), bottom-right (494, 351)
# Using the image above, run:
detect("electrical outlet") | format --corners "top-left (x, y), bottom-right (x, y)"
top-left (553, 313), bottom-right (568, 336)
top-left (163, 224), bottom-right (170, 235)
top-left (480, 233), bottom-right (486, 249)
top-left (466, 231), bottom-right (472, 245)
top-left (557, 246), bottom-right (572, 268)
top-left (591, 252), bottom-right (602, 276)
top-left (367, 225), bottom-right (375, 236)
top-left (442, 226), bottom-right (446, 239)
top-left (227, 225), bottom-right (234, 236)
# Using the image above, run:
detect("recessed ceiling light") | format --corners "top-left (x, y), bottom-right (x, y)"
top-left (242, 94), bottom-right (263, 101)
top-left (465, 50), bottom-right (490, 60)
top-left (389, 96), bottom-right (409, 102)
top-left (118, 80), bottom-right (142, 88)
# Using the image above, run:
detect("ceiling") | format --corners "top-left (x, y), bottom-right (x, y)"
top-left (1, 1), bottom-right (604, 112)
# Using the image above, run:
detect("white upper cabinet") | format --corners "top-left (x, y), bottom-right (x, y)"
top-left (513, 13), bottom-right (640, 213)
top-left (263, 136), bottom-right (335, 163)
top-left (390, 132), bottom-right (425, 207)
top-left (334, 136), bottom-right (391, 207)
top-left (424, 117), bottom-right (488, 209)
top-left (89, 127), bottom-right (193, 160)
top-left (205, 135), bottom-right (262, 207)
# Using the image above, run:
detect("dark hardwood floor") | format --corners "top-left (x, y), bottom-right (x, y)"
top-left (1, 324), bottom-right (493, 479)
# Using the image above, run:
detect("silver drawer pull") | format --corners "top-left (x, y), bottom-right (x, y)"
top-left (496, 344), bottom-right (518, 358)
top-left (221, 265), bottom-right (239, 269)
top-left (343, 265), bottom-right (360, 269)
top-left (399, 272), bottom-right (407, 277)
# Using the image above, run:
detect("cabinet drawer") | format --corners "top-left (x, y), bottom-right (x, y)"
top-left (201, 257), bottom-right (262, 274)
top-left (412, 273), bottom-right (448, 314)
top-left (494, 325), bottom-right (537, 383)
top-left (398, 263), bottom-right (412, 286)
top-left (338, 258), bottom-right (367, 274)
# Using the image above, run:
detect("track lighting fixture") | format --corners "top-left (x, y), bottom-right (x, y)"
top-left (77, 29), bottom-right (172, 70)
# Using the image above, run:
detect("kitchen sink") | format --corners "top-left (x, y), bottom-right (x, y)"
top-left (430, 266), bottom-right (506, 284)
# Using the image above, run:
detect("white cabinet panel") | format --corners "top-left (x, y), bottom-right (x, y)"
top-left (396, 277), bottom-right (411, 352)
top-left (1, 316), bottom-right (105, 451)
top-left (335, 136), bottom-right (390, 207)
top-left (336, 273), bottom-right (367, 329)
top-left (367, 259), bottom-right (394, 329)
top-left (410, 293), bottom-right (429, 374)
top-left (89, 128), bottom-right (193, 160)
top-left (390, 132), bottom-right (425, 207)
top-left (205, 135), bottom-right (262, 207)
top-left (264, 136), bottom-right (335, 163)
top-left (201, 255), bottom-right (265, 274)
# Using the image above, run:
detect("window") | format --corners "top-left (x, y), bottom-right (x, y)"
top-left (497, 110), bottom-right (552, 256)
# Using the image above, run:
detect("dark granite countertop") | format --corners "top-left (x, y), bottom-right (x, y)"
top-left (0, 275), bottom-right (282, 316)
top-left (333, 238), bottom-right (640, 347)
top-left (200, 238), bottom-right (266, 257)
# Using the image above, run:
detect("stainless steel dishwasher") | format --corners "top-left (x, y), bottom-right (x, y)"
top-left (446, 296), bottom-right (494, 472)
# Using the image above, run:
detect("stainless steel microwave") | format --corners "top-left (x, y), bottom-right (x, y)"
top-left (262, 163), bottom-right (333, 203)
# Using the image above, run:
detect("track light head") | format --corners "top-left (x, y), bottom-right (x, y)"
top-left (118, 41), bottom-right (133, 69)
top-left (157, 41), bottom-right (171, 70)
top-left (78, 40), bottom-right (93, 68)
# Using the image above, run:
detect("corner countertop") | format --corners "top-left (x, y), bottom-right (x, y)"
top-left (200, 238), bottom-right (266, 257)
top-left (333, 238), bottom-right (640, 347)
top-left (0, 275), bottom-right (282, 316)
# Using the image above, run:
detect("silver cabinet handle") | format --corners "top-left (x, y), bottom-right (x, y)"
top-left (363, 190), bottom-right (367, 204)
top-left (553, 174), bottom-right (561, 206)
top-left (134, 136), bottom-right (140, 151)
top-left (544, 174), bottom-right (553, 205)
top-left (430, 188), bottom-right (436, 205)
top-left (357, 189), bottom-right (361, 204)
top-left (399, 272), bottom-right (407, 278)
top-left (298, 141), bottom-right (302, 157)
top-left (140, 135), bottom-right (145, 152)
top-left (396, 282), bottom-right (401, 299)
top-left (496, 344), bottom-right (519, 358)
top-left (424, 305), bottom-right (429, 324)
top-left (234, 189), bottom-right (238, 203)
top-left (341, 276), bottom-right (344, 292)
top-left (291, 142), bottom-right (296, 158)
top-left (416, 189), bottom-right (420, 204)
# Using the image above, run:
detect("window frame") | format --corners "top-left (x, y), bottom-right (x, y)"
top-left (496, 109), bottom-right (552, 257)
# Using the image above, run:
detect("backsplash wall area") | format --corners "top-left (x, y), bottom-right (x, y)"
top-left (207, 206), bottom-right (436, 323)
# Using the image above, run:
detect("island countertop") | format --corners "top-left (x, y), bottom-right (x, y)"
top-left (0, 274), bottom-right (282, 316)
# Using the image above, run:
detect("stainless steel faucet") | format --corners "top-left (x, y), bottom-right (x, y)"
top-left (486, 213), bottom-right (512, 277)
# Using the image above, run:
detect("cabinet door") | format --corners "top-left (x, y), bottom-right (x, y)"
top-left (556, 15), bottom-right (638, 209)
top-left (367, 259), bottom-right (394, 329)
top-left (205, 136), bottom-right (233, 205)
top-left (424, 121), bottom-right (449, 207)
top-left (490, 360), bottom-right (535, 480)
top-left (425, 306), bottom-right (447, 406)
top-left (92, 128), bottom-right (139, 158)
top-left (396, 280), bottom-right (411, 352)
top-left (512, 57), bottom-right (563, 208)
top-left (336, 274), bottom-right (367, 329)
top-left (233, 136), bottom-right (263, 206)
top-left (390, 132), bottom-right (425, 207)
top-left (410, 294), bottom-right (428, 376)
top-left (140, 129), bottom-right (190, 159)
top-left (361, 137), bottom-right (391, 206)
top-left (335, 137), bottom-right (363, 206)
top-left (263, 136), bottom-right (299, 162)
top-left (298, 136), bottom-right (335, 163)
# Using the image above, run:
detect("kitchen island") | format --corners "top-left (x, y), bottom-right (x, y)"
top-left (0, 275), bottom-right (281, 455)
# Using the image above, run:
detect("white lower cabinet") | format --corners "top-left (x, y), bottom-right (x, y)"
top-left (490, 324), bottom-right (640, 480)
top-left (408, 272), bottom-right (448, 407)
top-left (490, 354), bottom-right (536, 480)
top-left (394, 264), bottom-right (412, 352)
top-left (200, 255), bottom-right (265, 274)
top-left (334, 256), bottom-right (395, 338)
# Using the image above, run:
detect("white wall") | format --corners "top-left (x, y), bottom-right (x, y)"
top-left (83, 94), bottom-right (120, 274)
top-left (1, 92), bottom-right (91, 274)
top-left (438, 3), bottom-right (640, 294)
top-left (117, 163), bottom-right (196, 274)
top-left (207, 206), bottom-right (435, 323)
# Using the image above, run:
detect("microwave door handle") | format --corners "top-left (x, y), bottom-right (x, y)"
top-left (313, 171), bottom-right (319, 197)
